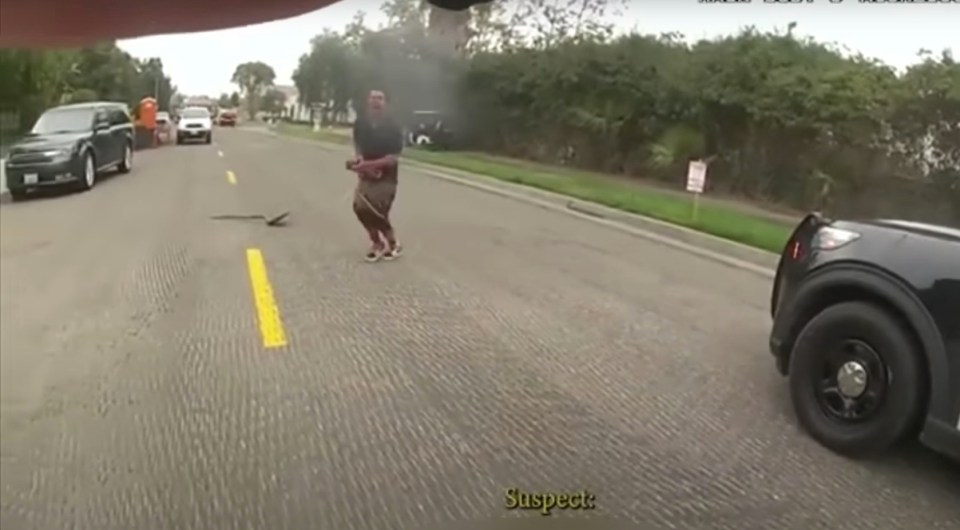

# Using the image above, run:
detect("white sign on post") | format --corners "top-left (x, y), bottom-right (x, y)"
top-left (686, 160), bottom-right (707, 193)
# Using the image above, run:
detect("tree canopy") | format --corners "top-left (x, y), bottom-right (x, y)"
top-left (285, 0), bottom-right (958, 223)
top-left (0, 42), bottom-right (178, 135)
top-left (231, 61), bottom-right (277, 118)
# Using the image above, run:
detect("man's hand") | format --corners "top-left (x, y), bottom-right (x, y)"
top-left (353, 155), bottom-right (397, 173)
top-left (357, 169), bottom-right (383, 181)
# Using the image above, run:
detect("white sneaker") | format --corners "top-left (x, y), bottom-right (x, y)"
top-left (364, 246), bottom-right (385, 263)
top-left (383, 243), bottom-right (403, 261)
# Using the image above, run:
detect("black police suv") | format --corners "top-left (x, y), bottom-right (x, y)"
top-left (4, 102), bottom-right (134, 201)
top-left (770, 212), bottom-right (960, 460)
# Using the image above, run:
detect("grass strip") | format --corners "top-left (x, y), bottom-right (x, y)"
top-left (275, 123), bottom-right (793, 253)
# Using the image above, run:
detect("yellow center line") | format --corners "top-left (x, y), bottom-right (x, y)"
top-left (244, 248), bottom-right (288, 348)
top-left (226, 170), bottom-right (237, 184)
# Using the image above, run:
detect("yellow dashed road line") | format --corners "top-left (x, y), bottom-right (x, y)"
top-left (226, 170), bottom-right (237, 184)
top-left (244, 248), bottom-right (287, 348)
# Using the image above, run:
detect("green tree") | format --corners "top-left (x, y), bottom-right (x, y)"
top-left (217, 93), bottom-right (232, 107)
top-left (229, 91), bottom-right (241, 107)
top-left (231, 61), bottom-right (276, 118)
top-left (292, 30), bottom-right (356, 124)
top-left (135, 57), bottom-right (176, 110)
top-left (0, 49), bottom-right (72, 131)
top-left (887, 50), bottom-right (960, 220)
top-left (499, 0), bottom-right (623, 50)
top-left (65, 88), bottom-right (99, 103)
top-left (63, 42), bottom-right (140, 104)
top-left (0, 43), bottom-right (180, 135)
top-left (261, 88), bottom-right (287, 115)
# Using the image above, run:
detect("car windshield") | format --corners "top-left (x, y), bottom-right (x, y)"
top-left (181, 108), bottom-right (209, 119)
top-left (29, 108), bottom-right (94, 134)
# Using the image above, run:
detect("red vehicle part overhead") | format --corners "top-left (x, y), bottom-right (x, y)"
top-left (0, 0), bottom-right (493, 47)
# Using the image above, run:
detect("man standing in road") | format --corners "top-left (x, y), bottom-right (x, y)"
top-left (347, 89), bottom-right (404, 262)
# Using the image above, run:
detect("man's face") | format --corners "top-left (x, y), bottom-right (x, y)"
top-left (368, 91), bottom-right (385, 112)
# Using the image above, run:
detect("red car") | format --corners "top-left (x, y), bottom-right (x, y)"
top-left (218, 112), bottom-right (237, 127)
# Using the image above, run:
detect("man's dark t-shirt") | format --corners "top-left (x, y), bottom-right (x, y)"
top-left (353, 115), bottom-right (403, 182)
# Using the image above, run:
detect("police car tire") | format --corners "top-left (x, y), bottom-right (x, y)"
top-left (788, 301), bottom-right (927, 458)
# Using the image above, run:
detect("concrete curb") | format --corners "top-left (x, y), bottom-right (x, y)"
top-left (252, 128), bottom-right (779, 279)
top-left (410, 163), bottom-right (777, 279)
top-left (406, 161), bottom-right (780, 272)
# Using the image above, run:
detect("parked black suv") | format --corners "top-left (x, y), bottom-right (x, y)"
top-left (4, 102), bottom-right (134, 200)
top-left (770, 213), bottom-right (960, 460)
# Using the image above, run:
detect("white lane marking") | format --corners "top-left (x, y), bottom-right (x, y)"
top-left (218, 150), bottom-right (224, 157)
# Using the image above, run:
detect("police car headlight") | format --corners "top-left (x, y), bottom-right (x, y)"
top-left (812, 226), bottom-right (860, 251)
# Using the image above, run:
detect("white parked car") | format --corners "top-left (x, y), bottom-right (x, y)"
top-left (177, 106), bottom-right (213, 145)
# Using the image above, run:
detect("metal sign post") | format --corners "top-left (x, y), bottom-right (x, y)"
top-left (686, 160), bottom-right (708, 222)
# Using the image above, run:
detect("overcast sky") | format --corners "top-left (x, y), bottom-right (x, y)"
top-left (118, 0), bottom-right (958, 97)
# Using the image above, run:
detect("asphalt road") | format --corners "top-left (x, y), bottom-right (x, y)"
top-left (1, 128), bottom-right (957, 530)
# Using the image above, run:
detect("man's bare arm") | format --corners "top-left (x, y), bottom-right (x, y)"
top-left (353, 155), bottom-right (398, 172)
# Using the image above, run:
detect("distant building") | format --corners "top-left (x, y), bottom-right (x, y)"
top-left (274, 85), bottom-right (298, 107)
top-left (181, 96), bottom-right (217, 116)
top-left (273, 85), bottom-right (311, 123)
top-left (184, 95), bottom-right (215, 107)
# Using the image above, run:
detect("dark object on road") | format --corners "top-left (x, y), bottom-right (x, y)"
top-left (209, 212), bottom-right (291, 226)
top-left (3, 102), bottom-right (134, 201)
top-left (770, 212), bottom-right (960, 461)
